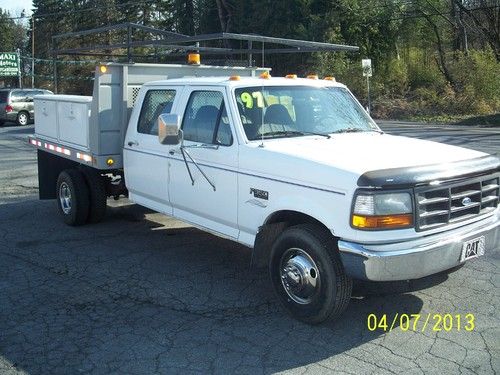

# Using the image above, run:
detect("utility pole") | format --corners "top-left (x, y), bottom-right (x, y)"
top-left (16, 49), bottom-right (22, 88)
top-left (31, 15), bottom-right (35, 88)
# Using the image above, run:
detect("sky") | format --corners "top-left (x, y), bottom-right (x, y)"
top-left (0, 0), bottom-right (33, 15)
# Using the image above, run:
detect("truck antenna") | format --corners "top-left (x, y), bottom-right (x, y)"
top-left (259, 43), bottom-right (265, 148)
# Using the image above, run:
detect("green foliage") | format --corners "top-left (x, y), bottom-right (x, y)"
top-left (377, 58), bottom-right (409, 98)
top-left (450, 50), bottom-right (500, 113)
top-left (0, 8), bottom-right (16, 51)
top-left (4, 0), bottom-right (496, 120)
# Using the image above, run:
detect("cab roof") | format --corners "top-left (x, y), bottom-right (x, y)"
top-left (144, 76), bottom-right (346, 89)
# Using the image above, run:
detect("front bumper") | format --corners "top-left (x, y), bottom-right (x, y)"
top-left (338, 211), bottom-right (500, 281)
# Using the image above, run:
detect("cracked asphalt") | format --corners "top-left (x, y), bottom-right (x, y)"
top-left (0, 121), bottom-right (499, 374)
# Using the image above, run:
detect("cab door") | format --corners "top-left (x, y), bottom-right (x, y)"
top-left (168, 88), bottom-right (239, 238)
top-left (123, 87), bottom-right (182, 214)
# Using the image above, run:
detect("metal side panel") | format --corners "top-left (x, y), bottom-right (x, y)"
top-left (34, 98), bottom-right (58, 140)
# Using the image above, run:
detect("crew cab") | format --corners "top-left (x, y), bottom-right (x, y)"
top-left (29, 62), bottom-right (500, 324)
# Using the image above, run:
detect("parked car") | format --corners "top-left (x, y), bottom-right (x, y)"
top-left (0, 88), bottom-right (54, 126)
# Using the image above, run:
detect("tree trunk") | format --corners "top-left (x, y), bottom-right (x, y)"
top-left (423, 13), bottom-right (459, 92)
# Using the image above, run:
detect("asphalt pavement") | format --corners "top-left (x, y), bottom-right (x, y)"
top-left (0, 122), bottom-right (499, 374)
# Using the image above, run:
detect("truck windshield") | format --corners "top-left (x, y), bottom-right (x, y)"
top-left (234, 86), bottom-right (379, 140)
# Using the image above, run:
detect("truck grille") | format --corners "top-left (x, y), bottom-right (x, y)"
top-left (416, 174), bottom-right (499, 231)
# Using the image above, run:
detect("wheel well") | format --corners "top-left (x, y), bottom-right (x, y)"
top-left (251, 210), bottom-right (334, 269)
top-left (265, 210), bottom-right (328, 229)
top-left (17, 110), bottom-right (30, 118)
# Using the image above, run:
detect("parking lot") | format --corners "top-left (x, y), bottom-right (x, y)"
top-left (0, 121), bottom-right (499, 374)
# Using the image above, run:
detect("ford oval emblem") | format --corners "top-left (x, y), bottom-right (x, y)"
top-left (462, 197), bottom-right (473, 206)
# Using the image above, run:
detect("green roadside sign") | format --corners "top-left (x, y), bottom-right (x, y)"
top-left (0, 53), bottom-right (20, 77)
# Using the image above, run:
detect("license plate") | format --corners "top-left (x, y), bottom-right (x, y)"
top-left (460, 236), bottom-right (485, 262)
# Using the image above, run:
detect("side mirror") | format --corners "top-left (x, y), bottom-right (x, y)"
top-left (158, 113), bottom-right (182, 145)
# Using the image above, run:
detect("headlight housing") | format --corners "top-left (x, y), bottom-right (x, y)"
top-left (352, 192), bottom-right (414, 230)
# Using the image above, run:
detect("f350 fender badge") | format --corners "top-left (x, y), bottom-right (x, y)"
top-left (250, 188), bottom-right (269, 200)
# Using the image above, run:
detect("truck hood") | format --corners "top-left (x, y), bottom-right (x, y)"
top-left (238, 132), bottom-right (491, 193)
top-left (257, 132), bottom-right (486, 175)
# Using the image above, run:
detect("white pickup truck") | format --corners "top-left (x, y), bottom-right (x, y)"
top-left (30, 62), bottom-right (499, 324)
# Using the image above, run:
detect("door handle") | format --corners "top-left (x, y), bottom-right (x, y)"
top-left (127, 140), bottom-right (139, 147)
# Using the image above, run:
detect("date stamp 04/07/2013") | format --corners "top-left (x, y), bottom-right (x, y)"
top-left (367, 313), bottom-right (476, 333)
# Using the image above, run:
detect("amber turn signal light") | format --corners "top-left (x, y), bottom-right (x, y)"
top-left (352, 214), bottom-right (413, 229)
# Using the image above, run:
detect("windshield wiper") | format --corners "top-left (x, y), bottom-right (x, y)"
top-left (331, 127), bottom-right (366, 134)
top-left (259, 130), bottom-right (331, 139)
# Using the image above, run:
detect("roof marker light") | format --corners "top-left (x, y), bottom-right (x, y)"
top-left (324, 76), bottom-right (336, 81)
top-left (285, 74), bottom-right (297, 79)
top-left (187, 53), bottom-right (201, 65)
top-left (307, 74), bottom-right (319, 80)
top-left (229, 75), bottom-right (241, 81)
top-left (259, 71), bottom-right (271, 79)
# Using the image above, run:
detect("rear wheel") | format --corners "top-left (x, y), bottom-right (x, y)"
top-left (81, 168), bottom-right (107, 223)
top-left (16, 111), bottom-right (29, 126)
top-left (56, 169), bottom-right (90, 226)
top-left (269, 224), bottom-right (352, 324)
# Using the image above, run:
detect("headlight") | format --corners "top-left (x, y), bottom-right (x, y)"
top-left (352, 192), bottom-right (413, 230)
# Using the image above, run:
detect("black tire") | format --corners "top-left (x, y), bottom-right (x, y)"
top-left (269, 224), bottom-right (352, 324)
top-left (16, 111), bottom-right (30, 126)
top-left (56, 169), bottom-right (90, 226)
top-left (80, 168), bottom-right (107, 223)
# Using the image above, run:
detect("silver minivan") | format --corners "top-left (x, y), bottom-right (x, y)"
top-left (0, 88), bottom-right (53, 126)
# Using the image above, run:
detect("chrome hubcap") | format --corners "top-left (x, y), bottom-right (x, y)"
top-left (280, 248), bottom-right (320, 304)
top-left (59, 182), bottom-right (72, 214)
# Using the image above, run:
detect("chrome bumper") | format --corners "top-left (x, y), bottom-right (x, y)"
top-left (338, 213), bottom-right (500, 281)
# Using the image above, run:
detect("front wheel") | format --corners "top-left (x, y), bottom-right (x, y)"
top-left (269, 224), bottom-right (352, 324)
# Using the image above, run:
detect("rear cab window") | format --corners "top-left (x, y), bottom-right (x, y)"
top-left (137, 89), bottom-right (176, 135)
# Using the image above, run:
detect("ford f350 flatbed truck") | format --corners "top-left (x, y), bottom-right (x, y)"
top-left (29, 61), bottom-right (500, 324)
